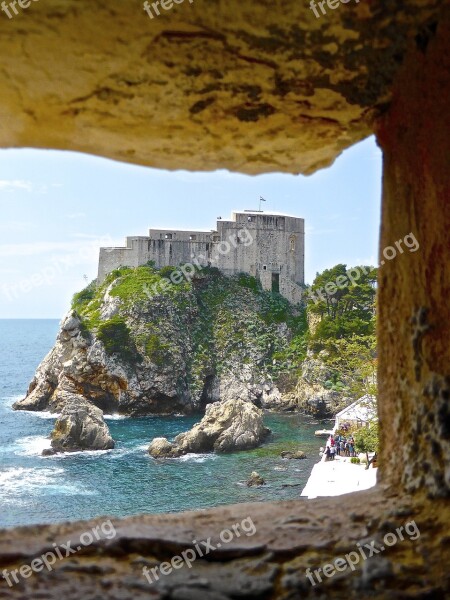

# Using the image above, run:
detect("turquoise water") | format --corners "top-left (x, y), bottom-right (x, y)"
top-left (0, 320), bottom-right (326, 528)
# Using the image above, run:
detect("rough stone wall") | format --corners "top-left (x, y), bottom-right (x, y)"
top-left (1, 0), bottom-right (450, 597)
top-left (1, 490), bottom-right (449, 599)
top-left (375, 10), bottom-right (450, 497)
top-left (0, 0), bottom-right (443, 175)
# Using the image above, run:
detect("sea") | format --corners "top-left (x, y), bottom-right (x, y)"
top-left (0, 319), bottom-right (327, 528)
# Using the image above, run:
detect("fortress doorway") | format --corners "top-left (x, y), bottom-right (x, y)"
top-left (271, 273), bottom-right (280, 293)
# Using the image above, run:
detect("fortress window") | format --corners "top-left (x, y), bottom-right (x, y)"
top-left (263, 265), bottom-right (267, 271)
top-left (165, 233), bottom-right (173, 240)
top-left (290, 237), bottom-right (296, 251)
top-left (247, 216), bottom-right (253, 222)
top-left (212, 235), bottom-right (220, 242)
top-left (190, 235), bottom-right (197, 241)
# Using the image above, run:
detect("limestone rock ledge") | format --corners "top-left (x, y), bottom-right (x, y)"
top-left (0, 1), bottom-right (443, 175)
top-left (0, 488), bottom-right (448, 599)
top-left (149, 399), bottom-right (271, 456)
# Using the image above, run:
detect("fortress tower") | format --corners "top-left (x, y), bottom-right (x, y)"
top-left (98, 210), bottom-right (305, 304)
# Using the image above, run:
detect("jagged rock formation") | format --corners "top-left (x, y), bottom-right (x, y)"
top-left (281, 450), bottom-right (307, 460)
top-left (49, 395), bottom-right (115, 452)
top-left (280, 356), bottom-right (353, 417)
top-left (13, 311), bottom-right (131, 414)
top-left (175, 399), bottom-right (271, 453)
top-left (246, 471), bottom-right (266, 486)
top-left (13, 269), bottom-right (295, 416)
top-left (149, 399), bottom-right (271, 455)
top-left (148, 437), bottom-right (183, 459)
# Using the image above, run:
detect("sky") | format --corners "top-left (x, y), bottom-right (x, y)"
top-left (0, 136), bottom-right (382, 318)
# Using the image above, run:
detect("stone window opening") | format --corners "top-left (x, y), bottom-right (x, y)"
top-left (2, 6), bottom-right (449, 597)
top-left (165, 233), bottom-right (173, 240)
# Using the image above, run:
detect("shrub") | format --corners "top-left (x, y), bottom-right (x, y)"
top-left (97, 316), bottom-right (137, 364)
top-left (236, 273), bottom-right (261, 292)
top-left (159, 265), bottom-right (177, 278)
top-left (144, 333), bottom-right (170, 367)
top-left (72, 282), bottom-right (97, 309)
top-left (354, 422), bottom-right (379, 455)
top-left (350, 457), bottom-right (361, 464)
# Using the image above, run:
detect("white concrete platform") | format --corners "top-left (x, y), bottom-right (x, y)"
top-left (301, 455), bottom-right (377, 499)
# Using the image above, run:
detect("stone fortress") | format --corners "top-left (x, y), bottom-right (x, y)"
top-left (98, 210), bottom-right (305, 304)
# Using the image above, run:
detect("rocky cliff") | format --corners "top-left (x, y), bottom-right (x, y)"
top-left (14, 266), bottom-right (302, 416)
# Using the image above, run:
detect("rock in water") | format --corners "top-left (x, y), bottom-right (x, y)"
top-left (247, 471), bottom-right (266, 487)
top-left (174, 399), bottom-right (271, 454)
top-left (281, 450), bottom-right (307, 460)
top-left (50, 394), bottom-right (115, 452)
top-left (148, 437), bottom-right (183, 458)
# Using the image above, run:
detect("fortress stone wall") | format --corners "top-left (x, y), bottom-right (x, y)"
top-left (98, 211), bottom-right (305, 304)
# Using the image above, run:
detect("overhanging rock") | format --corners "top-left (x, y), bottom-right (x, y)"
top-left (0, 0), bottom-right (443, 174)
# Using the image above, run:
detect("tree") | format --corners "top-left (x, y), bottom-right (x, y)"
top-left (320, 333), bottom-right (377, 398)
top-left (307, 264), bottom-right (377, 349)
top-left (354, 422), bottom-right (379, 468)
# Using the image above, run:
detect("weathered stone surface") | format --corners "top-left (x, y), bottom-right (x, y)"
top-left (13, 310), bottom-right (128, 414)
top-left (0, 1), bottom-right (443, 175)
top-left (281, 450), bottom-right (307, 460)
top-left (246, 471), bottom-right (266, 486)
top-left (218, 369), bottom-right (282, 409)
top-left (174, 399), bottom-right (271, 453)
top-left (1, 1), bottom-right (450, 597)
top-left (375, 11), bottom-right (450, 497)
top-left (13, 272), bottom-right (292, 417)
top-left (50, 394), bottom-right (115, 452)
top-left (0, 489), bottom-right (449, 598)
top-left (148, 437), bottom-right (183, 459)
top-left (281, 355), bottom-right (353, 417)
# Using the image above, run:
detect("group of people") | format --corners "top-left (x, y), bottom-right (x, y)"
top-left (323, 434), bottom-right (356, 461)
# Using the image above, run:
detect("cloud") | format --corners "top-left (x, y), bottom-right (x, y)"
top-left (0, 180), bottom-right (33, 192)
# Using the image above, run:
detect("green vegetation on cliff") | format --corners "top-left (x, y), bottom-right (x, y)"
top-left (304, 264), bottom-right (377, 399)
top-left (71, 262), bottom-right (377, 408)
top-left (71, 265), bottom-right (306, 400)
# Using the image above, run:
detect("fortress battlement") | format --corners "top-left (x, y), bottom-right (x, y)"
top-left (98, 210), bottom-right (305, 304)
